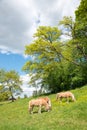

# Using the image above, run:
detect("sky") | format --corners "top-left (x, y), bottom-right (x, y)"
top-left (0, 0), bottom-right (80, 96)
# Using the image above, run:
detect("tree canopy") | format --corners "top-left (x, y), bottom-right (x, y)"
top-left (0, 69), bottom-right (22, 101)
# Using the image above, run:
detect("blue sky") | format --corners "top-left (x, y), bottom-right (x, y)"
top-left (0, 0), bottom-right (80, 76)
top-left (0, 53), bottom-right (29, 75)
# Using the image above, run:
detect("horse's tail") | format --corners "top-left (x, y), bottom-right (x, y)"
top-left (71, 93), bottom-right (76, 102)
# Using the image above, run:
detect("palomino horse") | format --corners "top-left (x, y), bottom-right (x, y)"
top-left (38, 97), bottom-right (52, 109)
top-left (28, 97), bottom-right (51, 114)
top-left (56, 91), bottom-right (76, 102)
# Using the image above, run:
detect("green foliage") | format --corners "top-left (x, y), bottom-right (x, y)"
top-left (73, 0), bottom-right (87, 84)
top-left (58, 0), bottom-right (87, 88)
top-left (0, 69), bottom-right (22, 101)
top-left (0, 92), bottom-right (9, 101)
top-left (0, 85), bottom-right (87, 130)
top-left (23, 26), bottom-right (65, 91)
top-left (59, 16), bottom-right (74, 38)
top-left (0, 69), bottom-right (6, 83)
top-left (34, 26), bottom-right (61, 43)
top-left (75, 0), bottom-right (87, 57)
top-left (75, 0), bottom-right (87, 23)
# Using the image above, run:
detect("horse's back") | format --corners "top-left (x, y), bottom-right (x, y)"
top-left (29, 98), bottom-right (47, 107)
top-left (65, 92), bottom-right (75, 98)
top-left (56, 91), bottom-right (74, 98)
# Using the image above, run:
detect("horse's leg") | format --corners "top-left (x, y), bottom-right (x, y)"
top-left (66, 97), bottom-right (69, 103)
top-left (38, 105), bottom-right (41, 114)
top-left (30, 106), bottom-right (34, 114)
top-left (56, 95), bottom-right (58, 101)
top-left (59, 97), bottom-right (62, 103)
top-left (29, 106), bottom-right (32, 114)
top-left (45, 104), bottom-right (50, 112)
top-left (56, 97), bottom-right (59, 102)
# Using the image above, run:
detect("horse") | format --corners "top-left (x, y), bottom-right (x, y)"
top-left (56, 91), bottom-right (76, 102)
top-left (38, 97), bottom-right (52, 109)
top-left (28, 97), bottom-right (51, 114)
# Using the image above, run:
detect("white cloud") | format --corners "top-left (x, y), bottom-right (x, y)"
top-left (19, 74), bottom-right (43, 97)
top-left (20, 74), bottom-right (36, 97)
top-left (0, 0), bottom-right (80, 55)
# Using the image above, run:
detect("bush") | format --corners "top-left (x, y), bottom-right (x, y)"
top-left (0, 92), bottom-right (9, 101)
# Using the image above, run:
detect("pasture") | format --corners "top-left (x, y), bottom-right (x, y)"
top-left (0, 85), bottom-right (87, 130)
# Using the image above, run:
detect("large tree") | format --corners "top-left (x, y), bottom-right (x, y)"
top-left (23, 26), bottom-right (68, 92)
top-left (59, 0), bottom-right (87, 87)
top-left (74, 0), bottom-right (87, 83)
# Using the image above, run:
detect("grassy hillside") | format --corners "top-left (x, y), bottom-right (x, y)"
top-left (0, 85), bottom-right (87, 130)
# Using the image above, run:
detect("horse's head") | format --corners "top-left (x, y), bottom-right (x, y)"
top-left (72, 97), bottom-right (76, 102)
top-left (45, 103), bottom-right (52, 112)
top-left (71, 93), bottom-right (76, 102)
top-left (56, 93), bottom-right (60, 100)
top-left (49, 105), bottom-right (52, 110)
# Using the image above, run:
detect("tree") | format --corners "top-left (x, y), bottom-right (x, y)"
top-left (5, 70), bottom-right (22, 102)
top-left (74, 0), bottom-right (87, 84)
top-left (0, 69), bottom-right (9, 101)
top-left (59, 16), bottom-right (75, 38)
top-left (74, 0), bottom-right (87, 61)
top-left (23, 1), bottom-right (87, 92)
top-left (59, 16), bottom-right (81, 66)
top-left (0, 69), bottom-right (6, 83)
top-left (75, 0), bottom-right (87, 38)
top-left (59, 0), bottom-right (87, 87)
top-left (0, 69), bottom-right (22, 102)
top-left (23, 26), bottom-right (67, 92)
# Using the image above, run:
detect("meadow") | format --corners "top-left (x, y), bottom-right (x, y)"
top-left (0, 85), bottom-right (87, 130)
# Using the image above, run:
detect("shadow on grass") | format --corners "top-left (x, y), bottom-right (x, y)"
top-left (30, 109), bottom-right (50, 114)
top-left (0, 100), bottom-right (15, 105)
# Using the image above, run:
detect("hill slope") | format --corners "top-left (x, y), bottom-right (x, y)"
top-left (0, 85), bottom-right (87, 130)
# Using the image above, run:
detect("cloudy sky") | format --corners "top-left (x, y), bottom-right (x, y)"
top-left (0, 0), bottom-right (80, 74)
top-left (0, 0), bottom-right (80, 96)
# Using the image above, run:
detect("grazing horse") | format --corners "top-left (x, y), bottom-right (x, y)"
top-left (28, 97), bottom-right (51, 114)
top-left (56, 91), bottom-right (76, 102)
top-left (38, 97), bottom-right (52, 109)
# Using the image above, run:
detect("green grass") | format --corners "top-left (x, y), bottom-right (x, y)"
top-left (0, 85), bottom-right (87, 130)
